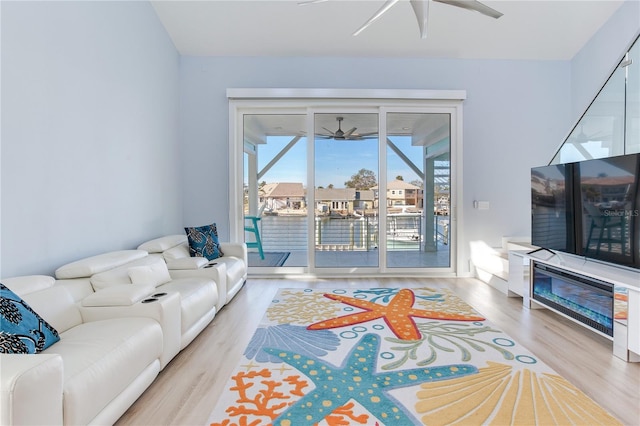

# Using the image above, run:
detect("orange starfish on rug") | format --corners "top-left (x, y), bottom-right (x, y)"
top-left (307, 289), bottom-right (485, 340)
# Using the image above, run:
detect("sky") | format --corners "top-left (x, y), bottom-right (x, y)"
top-left (250, 135), bottom-right (425, 188)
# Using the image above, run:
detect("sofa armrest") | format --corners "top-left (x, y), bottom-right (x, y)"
top-left (219, 242), bottom-right (247, 263)
top-left (79, 292), bottom-right (181, 369)
top-left (81, 284), bottom-right (155, 307)
top-left (1, 354), bottom-right (64, 425)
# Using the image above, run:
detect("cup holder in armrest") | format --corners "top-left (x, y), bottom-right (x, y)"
top-left (204, 262), bottom-right (218, 268)
top-left (142, 298), bottom-right (158, 304)
top-left (152, 292), bottom-right (167, 297)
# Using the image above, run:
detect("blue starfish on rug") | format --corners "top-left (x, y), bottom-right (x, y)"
top-left (264, 333), bottom-right (478, 425)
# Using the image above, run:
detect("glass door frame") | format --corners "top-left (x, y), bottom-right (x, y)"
top-left (228, 88), bottom-right (466, 276)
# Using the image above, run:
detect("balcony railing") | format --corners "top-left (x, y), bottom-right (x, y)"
top-left (253, 214), bottom-right (449, 252)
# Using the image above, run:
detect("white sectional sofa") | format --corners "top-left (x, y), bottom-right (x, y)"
top-left (0, 275), bottom-right (164, 425)
top-left (1, 237), bottom-right (247, 425)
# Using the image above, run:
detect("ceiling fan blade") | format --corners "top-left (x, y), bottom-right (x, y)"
top-left (346, 134), bottom-right (379, 140)
top-left (322, 127), bottom-right (336, 135)
top-left (410, 0), bottom-right (429, 39)
top-left (343, 127), bottom-right (357, 137)
top-left (353, 0), bottom-right (401, 36)
top-left (433, 0), bottom-right (503, 19)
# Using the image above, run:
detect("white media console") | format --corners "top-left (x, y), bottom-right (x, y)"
top-left (508, 250), bottom-right (640, 363)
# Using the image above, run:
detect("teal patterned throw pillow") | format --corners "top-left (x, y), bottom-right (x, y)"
top-left (0, 283), bottom-right (60, 354)
top-left (185, 223), bottom-right (224, 261)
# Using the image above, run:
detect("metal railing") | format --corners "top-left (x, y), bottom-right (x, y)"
top-left (315, 216), bottom-right (378, 251)
top-left (253, 214), bottom-right (449, 252)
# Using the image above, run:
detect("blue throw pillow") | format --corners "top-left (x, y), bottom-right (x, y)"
top-left (185, 223), bottom-right (224, 261)
top-left (0, 283), bottom-right (60, 354)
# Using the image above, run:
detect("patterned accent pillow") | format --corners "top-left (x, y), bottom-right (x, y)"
top-left (184, 223), bottom-right (224, 261)
top-left (0, 283), bottom-right (60, 354)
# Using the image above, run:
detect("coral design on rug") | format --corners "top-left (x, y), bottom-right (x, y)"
top-left (208, 287), bottom-right (622, 426)
top-left (267, 290), bottom-right (343, 324)
top-left (380, 321), bottom-right (511, 369)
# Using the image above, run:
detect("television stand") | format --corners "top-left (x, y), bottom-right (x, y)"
top-left (517, 251), bottom-right (640, 362)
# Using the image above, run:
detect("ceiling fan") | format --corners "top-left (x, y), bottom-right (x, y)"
top-left (569, 124), bottom-right (611, 144)
top-left (316, 117), bottom-right (378, 140)
top-left (299, 0), bottom-right (503, 38)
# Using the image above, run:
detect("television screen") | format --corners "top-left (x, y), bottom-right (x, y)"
top-left (576, 154), bottom-right (640, 269)
top-left (531, 163), bottom-right (575, 252)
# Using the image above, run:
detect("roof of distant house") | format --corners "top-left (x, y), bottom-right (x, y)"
top-left (371, 179), bottom-right (421, 190)
top-left (316, 188), bottom-right (355, 200)
top-left (262, 182), bottom-right (305, 198)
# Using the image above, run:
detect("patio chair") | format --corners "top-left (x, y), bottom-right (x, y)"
top-left (244, 215), bottom-right (264, 259)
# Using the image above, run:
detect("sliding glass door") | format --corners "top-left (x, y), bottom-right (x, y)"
top-left (384, 112), bottom-right (451, 269)
top-left (313, 113), bottom-right (379, 269)
top-left (230, 91), bottom-right (462, 275)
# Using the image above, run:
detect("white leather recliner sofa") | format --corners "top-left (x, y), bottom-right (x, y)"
top-left (54, 249), bottom-right (220, 356)
top-left (0, 275), bottom-right (164, 425)
top-left (137, 235), bottom-right (247, 306)
top-left (1, 238), bottom-right (246, 425)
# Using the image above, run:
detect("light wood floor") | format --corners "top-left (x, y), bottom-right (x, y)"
top-left (116, 277), bottom-right (640, 425)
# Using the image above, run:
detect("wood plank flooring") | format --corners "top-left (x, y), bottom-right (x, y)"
top-left (115, 277), bottom-right (640, 425)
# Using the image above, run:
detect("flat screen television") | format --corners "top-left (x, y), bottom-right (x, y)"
top-left (531, 163), bottom-right (575, 253)
top-left (531, 153), bottom-right (640, 270)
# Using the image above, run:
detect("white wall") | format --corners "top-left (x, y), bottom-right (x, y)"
top-left (178, 57), bottom-right (569, 274)
top-left (1, 1), bottom-right (181, 276)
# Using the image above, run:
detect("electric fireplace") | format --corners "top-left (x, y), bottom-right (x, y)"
top-left (532, 262), bottom-right (614, 337)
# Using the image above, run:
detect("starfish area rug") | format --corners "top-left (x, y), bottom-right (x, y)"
top-left (207, 287), bottom-right (621, 426)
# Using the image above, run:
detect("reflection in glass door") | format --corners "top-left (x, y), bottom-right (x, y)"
top-left (243, 114), bottom-right (308, 268)
top-left (385, 113), bottom-right (451, 268)
top-left (314, 113), bottom-right (379, 268)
